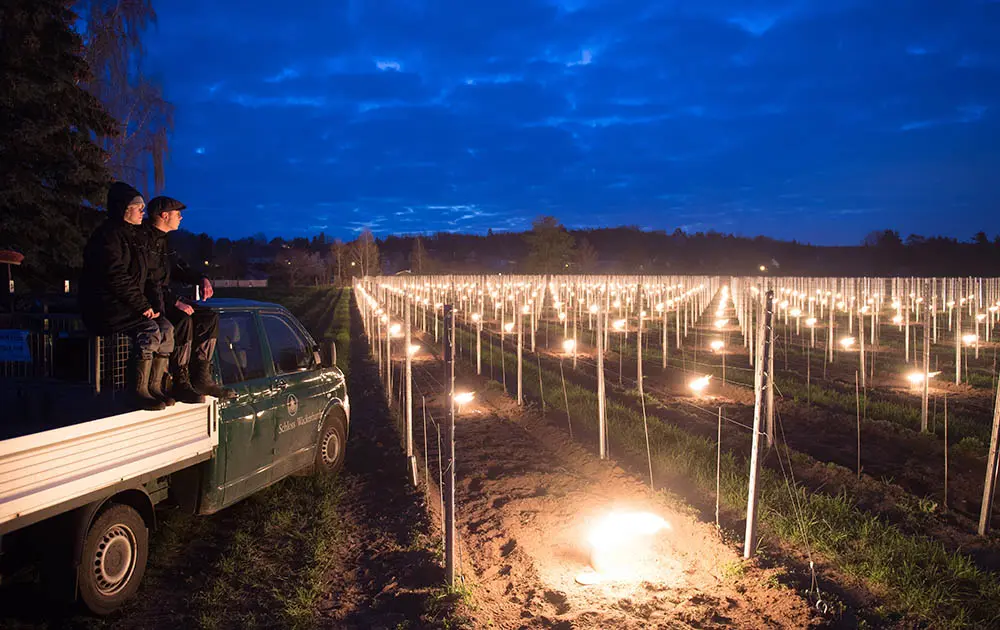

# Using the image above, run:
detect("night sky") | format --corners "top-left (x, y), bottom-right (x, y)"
top-left (143, 0), bottom-right (1000, 245)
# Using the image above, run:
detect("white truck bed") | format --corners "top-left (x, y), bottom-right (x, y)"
top-left (0, 400), bottom-right (218, 534)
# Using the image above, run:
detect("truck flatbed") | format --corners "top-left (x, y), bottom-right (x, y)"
top-left (0, 400), bottom-right (218, 534)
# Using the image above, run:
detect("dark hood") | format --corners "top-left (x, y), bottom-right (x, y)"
top-left (106, 182), bottom-right (143, 220)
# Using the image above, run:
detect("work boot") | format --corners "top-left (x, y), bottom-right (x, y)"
top-left (129, 356), bottom-right (166, 411)
top-left (190, 358), bottom-right (235, 400)
top-left (149, 354), bottom-right (176, 406)
top-left (171, 364), bottom-right (205, 404)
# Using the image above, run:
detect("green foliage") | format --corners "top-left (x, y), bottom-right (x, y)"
top-left (523, 216), bottom-right (576, 273)
top-left (0, 0), bottom-right (117, 287)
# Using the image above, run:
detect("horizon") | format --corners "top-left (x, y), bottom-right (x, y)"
top-left (144, 0), bottom-right (999, 245)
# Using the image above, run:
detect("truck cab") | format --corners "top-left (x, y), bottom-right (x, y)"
top-left (195, 298), bottom-right (350, 512)
top-left (0, 298), bottom-right (349, 614)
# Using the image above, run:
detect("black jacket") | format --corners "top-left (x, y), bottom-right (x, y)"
top-left (143, 225), bottom-right (206, 314)
top-left (78, 183), bottom-right (153, 334)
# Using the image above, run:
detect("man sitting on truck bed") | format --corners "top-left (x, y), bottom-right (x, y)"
top-left (78, 182), bottom-right (175, 411)
top-left (144, 195), bottom-right (233, 402)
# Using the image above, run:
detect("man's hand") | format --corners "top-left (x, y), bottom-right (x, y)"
top-left (142, 308), bottom-right (160, 319)
top-left (175, 299), bottom-right (195, 316)
top-left (201, 277), bottom-right (214, 300)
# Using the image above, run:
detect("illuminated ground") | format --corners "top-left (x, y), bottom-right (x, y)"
top-left (417, 370), bottom-right (820, 628)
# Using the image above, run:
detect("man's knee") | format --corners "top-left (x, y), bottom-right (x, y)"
top-left (193, 309), bottom-right (219, 340)
top-left (130, 319), bottom-right (161, 359)
top-left (171, 310), bottom-right (194, 342)
top-left (156, 317), bottom-right (175, 355)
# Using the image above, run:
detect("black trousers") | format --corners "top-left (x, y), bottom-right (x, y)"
top-left (166, 304), bottom-right (219, 367)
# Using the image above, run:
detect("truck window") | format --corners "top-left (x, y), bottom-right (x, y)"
top-left (261, 313), bottom-right (314, 375)
top-left (217, 312), bottom-right (266, 384)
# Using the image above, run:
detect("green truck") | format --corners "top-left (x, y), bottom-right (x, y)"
top-left (0, 298), bottom-right (350, 614)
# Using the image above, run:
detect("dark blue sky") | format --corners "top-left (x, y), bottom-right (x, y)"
top-left (144, 0), bottom-right (1000, 245)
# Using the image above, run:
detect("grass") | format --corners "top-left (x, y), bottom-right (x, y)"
top-left (454, 324), bottom-right (1000, 629)
top-left (190, 286), bottom-right (353, 628)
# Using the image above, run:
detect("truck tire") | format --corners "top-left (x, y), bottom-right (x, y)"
top-left (316, 412), bottom-right (347, 474)
top-left (77, 504), bottom-right (148, 615)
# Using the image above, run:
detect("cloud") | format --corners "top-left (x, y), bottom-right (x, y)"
top-left (143, 0), bottom-right (1000, 245)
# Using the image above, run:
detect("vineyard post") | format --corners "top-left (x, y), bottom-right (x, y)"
top-left (385, 316), bottom-right (392, 400)
top-left (978, 377), bottom-right (1000, 536)
top-left (597, 305), bottom-right (607, 459)
top-left (443, 305), bottom-right (457, 585)
top-left (856, 370), bottom-right (861, 479)
top-left (517, 297), bottom-right (524, 406)
top-left (922, 282), bottom-right (931, 433)
top-left (956, 305), bottom-right (962, 385)
top-left (405, 300), bottom-right (416, 484)
top-left (766, 292), bottom-right (775, 448)
top-left (716, 406), bottom-right (722, 529)
top-left (944, 394), bottom-right (949, 511)
top-left (744, 289), bottom-right (773, 559)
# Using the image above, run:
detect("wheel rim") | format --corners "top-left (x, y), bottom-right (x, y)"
top-left (93, 524), bottom-right (138, 596)
top-left (321, 428), bottom-right (341, 466)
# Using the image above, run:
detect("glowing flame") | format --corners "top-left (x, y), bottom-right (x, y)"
top-left (504, 322), bottom-right (515, 333)
top-left (840, 337), bottom-right (855, 349)
top-left (589, 304), bottom-right (599, 314)
top-left (407, 344), bottom-right (421, 356)
top-left (562, 339), bottom-right (577, 353)
top-left (586, 511), bottom-right (671, 580)
top-left (389, 323), bottom-right (402, 335)
top-left (963, 334), bottom-right (978, 346)
top-left (612, 319), bottom-right (627, 331)
top-left (689, 375), bottom-right (712, 393)
top-left (453, 391), bottom-right (475, 405)
top-left (805, 317), bottom-right (817, 327)
top-left (709, 340), bottom-right (724, 352)
top-left (892, 314), bottom-right (903, 325)
top-left (790, 308), bottom-right (801, 317)
top-left (714, 318), bottom-right (728, 329)
top-left (558, 312), bottom-right (567, 321)
top-left (471, 313), bottom-right (481, 322)
top-left (906, 371), bottom-right (941, 385)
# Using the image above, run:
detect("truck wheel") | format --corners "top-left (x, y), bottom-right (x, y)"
top-left (316, 413), bottom-right (347, 474)
top-left (77, 504), bottom-right (148, 615)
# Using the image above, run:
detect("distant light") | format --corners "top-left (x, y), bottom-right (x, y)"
top-left (453, 391), bottom-right (475, 405)
top-left (612, 319), bottom-right (626, 331)
top-left (389, 323), bottom-right (401, 335)
top-left (562, 339), bottom-right (577, 353)
top-left (805, 317), bottom-right (817, 327)
top-left (714, 318), bottom-right (728, 329)
top-left (589, 304), bottom-right (599, 314)
top-left (977, 313), bottom-right (987, 322)
top-left (963, 334), bottom-right (978, 346)
top-left (471, 313), bottom-right (481, 322)
top-left (892, 314), bottom-right (903, 324)
top-left (612, 299), bottom-right (622, 308)
top-left (504, 322), bottom-right (515, 333)
top-left (656, 303), bottom-right (664, 312)
top-left (522, 304), bottom-right (531, 314)
top-left (759, 265), bottom-right (767, 272)
top-left (840, 336), bottom-right (855, 349)
top-left (558, 312), bottom-right (567, 321)
top-left (789, 308), bottom-right (801, 317)
top-left (407, 344), bottom-right (421, 356)
top-left (709, 340), bottom-right (724, 352)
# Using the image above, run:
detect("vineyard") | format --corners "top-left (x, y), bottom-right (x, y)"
top-left (354, 274), bottom-right (1000, 629)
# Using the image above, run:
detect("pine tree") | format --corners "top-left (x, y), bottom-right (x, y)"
top-left (0, 0), bottom-right (117, 287)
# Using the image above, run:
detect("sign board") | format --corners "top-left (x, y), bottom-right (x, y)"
top-left (0, 330), bottom-right (31, 363)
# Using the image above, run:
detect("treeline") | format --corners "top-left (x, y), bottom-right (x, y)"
top-left (161, 220), bottom-right (1000, 288)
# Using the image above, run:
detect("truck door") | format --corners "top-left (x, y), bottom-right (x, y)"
top-left (259, 311), bottom-right (328, 475)
top-left (215, 311), bottom-right (276, 505)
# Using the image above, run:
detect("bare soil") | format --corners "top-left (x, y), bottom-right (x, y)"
top-left (409, 330), bottom-right (822, 629)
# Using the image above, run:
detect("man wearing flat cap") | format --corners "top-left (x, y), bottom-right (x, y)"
top-left (145, 196), bottom-right (232, 402)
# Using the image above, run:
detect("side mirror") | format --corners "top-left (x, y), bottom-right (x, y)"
top-left (318, 340), bottom-right (337, 368)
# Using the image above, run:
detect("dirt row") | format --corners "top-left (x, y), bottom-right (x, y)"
top-left (403, 329), bottom-right (823, 629)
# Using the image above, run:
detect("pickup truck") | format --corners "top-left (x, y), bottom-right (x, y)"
top-left (0, 298), bottom-right (350, 615)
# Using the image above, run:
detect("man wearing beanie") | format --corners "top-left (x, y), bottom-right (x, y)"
top-left (144, 195), bottom-right (233, 401)
top-left (79, 182), bottom-right (175, 411)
